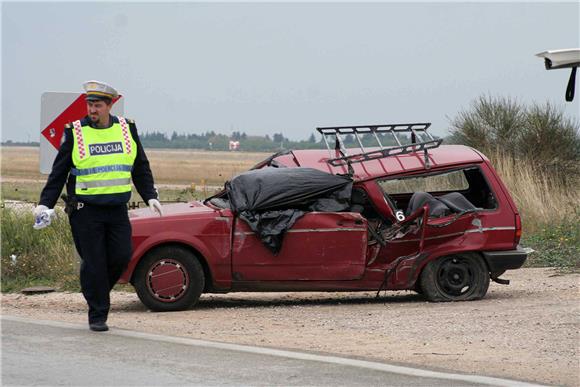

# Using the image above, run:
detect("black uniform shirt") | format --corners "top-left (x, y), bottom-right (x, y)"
top-left (39, 115), bottom-right (157, 208)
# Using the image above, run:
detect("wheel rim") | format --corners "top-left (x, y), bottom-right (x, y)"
top-left (146, 258), bottom-right (189, 302)
top-left (436, 256), bottom-right (476, 299)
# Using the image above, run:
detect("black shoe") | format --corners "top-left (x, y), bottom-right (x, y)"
top-left (89, 322), bottom-right (109, 332)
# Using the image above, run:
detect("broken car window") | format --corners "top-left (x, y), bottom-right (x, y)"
top-left (377, 167), bottom-right (497, 218)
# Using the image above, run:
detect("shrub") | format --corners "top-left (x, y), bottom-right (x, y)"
top-left (1, 208), bottom-right (79, 292)
top-left (449, 95), bottom-right (580, 184)
top-left (450, 95), bottom-right (526, 152)
top-left (519, 102), bottom-right (580, 180)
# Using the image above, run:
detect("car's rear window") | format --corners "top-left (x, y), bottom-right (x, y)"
top-left (378, 169), bottom-right (469, 194)
top-left (377, 166), bottom-right (497, 210)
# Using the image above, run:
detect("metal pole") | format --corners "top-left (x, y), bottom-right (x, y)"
top-left (321, 132), bottom-right (333, 158)
top-left (353, 130), bottom-right (366, 153)
top-left (371, 127), bottom-right (384, 149)
top-left (391, 130), bottom-right (402, 146)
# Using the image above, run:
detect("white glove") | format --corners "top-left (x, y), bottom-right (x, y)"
top-left (32, 205), bottom-right (55, 230)
top-left (33, 204), bottom-right (49, 218)
top-left (148, 199), bottom-right (163, 216)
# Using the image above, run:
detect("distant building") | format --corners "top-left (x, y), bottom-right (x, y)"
top-left (229, 140), bottom-right (240, 151)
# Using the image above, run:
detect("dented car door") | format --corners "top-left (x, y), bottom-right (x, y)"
top-left (231, 212), bottom-right (368, 281)
top-left (384, 208), bottom-right (482, 287)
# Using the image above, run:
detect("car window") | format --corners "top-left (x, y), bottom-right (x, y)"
top-left (378, 170), bottom-right (469, 194)
top-left (377, 167), bottom-right (498, 211)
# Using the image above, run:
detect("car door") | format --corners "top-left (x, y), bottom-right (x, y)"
top-left (231, 212), bottom-right (368, 281)
top-left (383, 209), bottom-right (482, 287)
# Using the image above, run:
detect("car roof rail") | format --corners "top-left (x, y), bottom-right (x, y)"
top-left (316, 123), bottom-right (443, 169)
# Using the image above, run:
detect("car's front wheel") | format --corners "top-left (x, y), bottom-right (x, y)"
top-left (133, 246), bottom-right (205, 312)
top-left (420, 253), bottom-right (489, 302)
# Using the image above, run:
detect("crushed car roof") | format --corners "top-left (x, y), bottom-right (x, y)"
top-left (274, 145), bottom-right (484, 181)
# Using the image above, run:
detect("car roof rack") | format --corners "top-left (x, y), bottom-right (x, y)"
top-left (316, 123), bottom-right (443, 169)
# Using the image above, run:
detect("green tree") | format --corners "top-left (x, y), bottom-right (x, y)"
top-left (272, 133), bottom-right (285, 143)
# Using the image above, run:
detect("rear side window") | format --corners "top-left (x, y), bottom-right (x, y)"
top-left (379, 170), bottom-right (469, 194)
top-left (377, 167), bottom-right (497, 210)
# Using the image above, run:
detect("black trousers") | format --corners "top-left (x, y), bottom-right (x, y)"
top-left (69, 204), bottom-right (132, 324)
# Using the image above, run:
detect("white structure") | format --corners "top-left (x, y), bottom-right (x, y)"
top-left (536, 48), bottom-right (580, 101)
top-left (229, 140), bottom-right (240, 151)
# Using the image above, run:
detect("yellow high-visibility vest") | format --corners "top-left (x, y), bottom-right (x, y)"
top-left (71, 117), bottom-right (137, 201)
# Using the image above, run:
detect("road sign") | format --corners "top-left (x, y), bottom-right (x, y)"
top-left (40, 92), bottom-right (123, 174)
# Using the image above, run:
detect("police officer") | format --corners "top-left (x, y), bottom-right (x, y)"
top-left (34, 80), bottom-right (163, 332)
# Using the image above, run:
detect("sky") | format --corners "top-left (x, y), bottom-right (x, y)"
top-left (2, 1), bottom-right (579, 142)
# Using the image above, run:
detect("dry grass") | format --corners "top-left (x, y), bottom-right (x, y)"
top-left (145, 149), bottom-right (267, 185)
top-left (491, 152), bottom-right (580, 233)
top-left (1, 146), bottom-right (268, 186)
top-left (1, 147), bottom-right (44, 181)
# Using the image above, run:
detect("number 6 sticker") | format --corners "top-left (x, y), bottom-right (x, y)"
top-left (396, 210), bottom-right (405, 222)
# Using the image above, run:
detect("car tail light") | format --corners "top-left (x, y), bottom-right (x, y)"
top-left (514, 213), bottom-right (522, 245)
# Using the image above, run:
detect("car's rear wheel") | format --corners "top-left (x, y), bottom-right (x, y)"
top-left (134, 246), bottom-right (205, 312)
top-left (420, 253), bottom-right (489, 302)
top-left (413, 281), bottom-right (423, 294)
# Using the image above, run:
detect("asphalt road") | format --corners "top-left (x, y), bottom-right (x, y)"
top-left (1, 317), bottom-right (539, 386)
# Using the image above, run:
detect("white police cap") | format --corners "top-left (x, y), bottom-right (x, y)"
top-left (83, 80), bottom-right (118, 101)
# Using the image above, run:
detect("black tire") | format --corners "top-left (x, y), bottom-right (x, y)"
top-left (419, 253), bottom-right (489, 302)
top-left (413, 281), bottom-right (423, 294)
top-left (133, 246), bottom-right (205, 312)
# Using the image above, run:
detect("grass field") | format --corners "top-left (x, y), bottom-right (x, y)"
top-left (1, 146), bottom-right (268, 184)
top-left (1, 146), bottom-right (269, 202)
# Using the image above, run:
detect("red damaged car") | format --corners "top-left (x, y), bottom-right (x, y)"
top-left (119, 123), bottom-right (532, 311)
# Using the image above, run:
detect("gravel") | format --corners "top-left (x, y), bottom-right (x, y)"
top-left (2, 268), bottom-right (578, 386)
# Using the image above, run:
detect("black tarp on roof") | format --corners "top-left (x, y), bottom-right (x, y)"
top-left (226, 167), bottom-right (353, 254)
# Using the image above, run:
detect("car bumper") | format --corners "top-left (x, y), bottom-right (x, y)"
top-left (482, 245), bottom-right (533, 273)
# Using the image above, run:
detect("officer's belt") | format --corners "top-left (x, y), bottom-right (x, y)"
top-left (76, 178), bottom-right (131, 189)
top-left (71, 164), bottom-right (133, 176)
